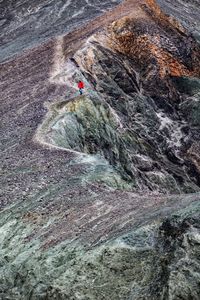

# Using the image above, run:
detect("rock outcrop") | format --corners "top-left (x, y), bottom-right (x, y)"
top-left (38, 0), bottom-right (200, 194)
top-left (0, 0), bottom-right (200, 299)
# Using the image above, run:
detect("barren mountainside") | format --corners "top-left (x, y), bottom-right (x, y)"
top-left (0, 0), bottom-right (200, 299)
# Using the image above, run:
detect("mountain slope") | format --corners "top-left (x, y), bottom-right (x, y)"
top-left (0, 0), bottom-right (200, 299)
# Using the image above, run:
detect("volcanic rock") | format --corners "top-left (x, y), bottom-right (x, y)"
top-left (0, 0), bottom-right (200, 299)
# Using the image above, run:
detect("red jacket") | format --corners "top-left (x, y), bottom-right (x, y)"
top-left (78, 81), bottom-right (84, 89)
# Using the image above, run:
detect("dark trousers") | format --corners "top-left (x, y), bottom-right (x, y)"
top-left (79, 88), bottom-right (83, 95)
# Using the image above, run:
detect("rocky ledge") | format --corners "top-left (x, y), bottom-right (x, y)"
top-left (0, 0), bottom-right (200, 299)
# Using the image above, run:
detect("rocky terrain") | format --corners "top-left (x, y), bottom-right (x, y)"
top-left (0, 0), bottom-right (200, 299)
top-left (0, 0), bottom-right (122, 62)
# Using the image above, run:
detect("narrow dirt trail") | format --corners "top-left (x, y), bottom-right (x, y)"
top-left (62, 0), bottom-right (148, 57)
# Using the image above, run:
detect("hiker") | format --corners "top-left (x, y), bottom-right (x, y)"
top-left (78, 80), bottom-right (84, 95)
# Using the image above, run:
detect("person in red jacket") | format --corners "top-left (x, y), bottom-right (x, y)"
top-left (78, 80), bottom-right (84, 95)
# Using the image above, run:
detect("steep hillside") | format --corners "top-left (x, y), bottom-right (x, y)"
top-left (0, 0), bottom-right (122, 62)
top-left (0, 0), bottom-right (200, 299)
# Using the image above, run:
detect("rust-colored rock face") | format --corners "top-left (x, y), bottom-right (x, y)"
top-left (110, 18), bottom-right (189, 78)
top-left (109, 2), bottom-right (200, 83)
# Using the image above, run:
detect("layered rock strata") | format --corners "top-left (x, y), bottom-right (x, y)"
top-left (39, 0), bottom-right (200, 194)
top-left (0, 0), bottom-right (200, 299)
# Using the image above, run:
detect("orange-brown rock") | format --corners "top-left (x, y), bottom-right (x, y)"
top-left (110, 16), bottom-right (198, 78)
top-left (106, 1), bottom-right (200, 101)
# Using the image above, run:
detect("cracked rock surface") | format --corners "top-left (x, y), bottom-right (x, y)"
top-left (0, 0), bottom-right (200, 299)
